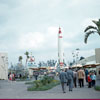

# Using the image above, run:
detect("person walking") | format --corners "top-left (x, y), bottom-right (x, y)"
top-left (59, 69), bottom-right (68, 93)
top-left (77, 68), bottom-right (85, 88)
top-left (9, 73), bottom-right (12, 81)
top-left (73, 70), bottom-right (77, 88)
top-left (67, 67), bottom-right (74, 91)
top-left (34, 71), bottom-right (39, 80)
top-left (85, 69), bottom-right (88, 83)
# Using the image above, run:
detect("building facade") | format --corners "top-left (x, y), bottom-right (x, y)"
top-left (77, 48), bottom-right (100, 76)
top-left (0, 53), bottom-right (8, 80)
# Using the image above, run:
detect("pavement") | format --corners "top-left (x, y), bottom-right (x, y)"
top-left (0, 80), bottom-right (100, 99)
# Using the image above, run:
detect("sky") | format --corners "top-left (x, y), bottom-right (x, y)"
top-left (0, 0), bottom-right (100, 67)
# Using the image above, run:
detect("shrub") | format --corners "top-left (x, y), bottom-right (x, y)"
top-left (40, 76), bottom-right (47, 85)
top-left (40, 76), bottom-right (53, 85)
top-left (34, 81), bottom-right (40, 88)
top-left (47, 77), bottom-right (53, 84)
top-left (34, 80), bottom-right (42, 88)
top-left (27, 75), bottom-right (60, 91)
top-left (27, 80), bottom-right (60, 91)
top-left (95, 86), bottom-right (100, 91)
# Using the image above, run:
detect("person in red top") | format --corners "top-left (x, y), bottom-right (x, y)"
top-left (87, 72), bottom-right (92, 88)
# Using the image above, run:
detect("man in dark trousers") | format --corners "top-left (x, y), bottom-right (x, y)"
top-left (34, 71), bottom-right (39, 80)
top-left (77, 68), bottom-right (85, 88)
top-left (59, 69), bottom-right (68, 93)
top-left (67, 67), bottom-right (74, 91)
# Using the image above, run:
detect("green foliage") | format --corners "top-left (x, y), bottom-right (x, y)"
top-left (34, 80), bottom-right (42, 88)
top-left (21, 75), bottom-right (27, 79)
top-left (27, 75), bottom-right (60, 91)
top-left (40, 76), bottom-right (53, 85)
top-left (19, 56), bottom-right (23, 61)
top-left (92, 19), bottom-right (100, 29)
top-left (25, 51), bottom-right (29, 56)
top-left (47, 76), bottom-right (53, 84)
top-left (27, 80), bottom-right (60, 91)
top-left (24, 51), bottom-right (29, 59)
top-left (84, 31), bottom-right (95, 43)
top-left (84, 19), bottom-right (100, 44)
top-left (84, 26), bottom-right (97, 32)
top-left (95, 86), bottom-right (100, 91)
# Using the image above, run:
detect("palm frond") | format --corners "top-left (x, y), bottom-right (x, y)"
top-left (98, 32), bottom-right (100, 35)
top-left (84, 25), bottom-right (97, 32)
top-left (84, 31), bottom-right (95, 44)
top-left (92, 19), bottom-right (100, 28)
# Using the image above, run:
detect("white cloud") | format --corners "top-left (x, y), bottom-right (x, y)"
top-left (0, 43), bottom-right (8, 51)
top-left (68, 0), bottom-right (86, 7)
top-left (67, 0), bottom-right (97, 8)
top-left (81, 18), bottom-right (98, 28)
top-left (18, 32), bottom-right (45, 50)
top-left (80, 49), bottom-right (95, 58)
top-left (44, 26), bottom-right (58, 49)
top-left (47, 26), bottom-right (58, 36)
top-left (63, 42), bottom-right (73, 48)
top-left (0, 0), bottom-right (100, 64)
top-left (48, 0), bottom-right (62, 8)
top-left (64, 32), bottom-right (79, 40)
top-left (17, 26), bottom-right (59, 51)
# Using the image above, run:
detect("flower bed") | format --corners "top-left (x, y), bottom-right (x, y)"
top-left (26, 76), bottom-right (60, 91)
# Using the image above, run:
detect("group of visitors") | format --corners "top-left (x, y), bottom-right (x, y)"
top-left (59, 67), bottom-right (74, 93)
top-left (85, 69), bottom-right (96, 88)
top-left (59, 67), bottom-right (96, 93)
top-left (8, 73), bottom-right (15, 81)
top-left (8, 73), bottom-right (23, 81)
top-left (87, 71), bottom-right (96, 88)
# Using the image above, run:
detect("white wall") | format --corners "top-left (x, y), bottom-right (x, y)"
top-left (95, 48), bottom-right (100, 63)
top-left (95, 48), bottom-right (100, 76)
top-left (0, 53), bottom-right (8, 80)
top-left (77, 55), bottom-right (95, 65)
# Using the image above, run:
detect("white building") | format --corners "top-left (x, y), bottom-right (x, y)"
top-left (77, 55), bottom-right (96, 65)
top-left (0, 53), bottom-right (8, 80)
top-left (77, 48), bottom-right (100, 76)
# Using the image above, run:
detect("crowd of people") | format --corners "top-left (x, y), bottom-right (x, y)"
top-left (59, 67), bottom-right (96, 93)
top-left (8, 67), bottom-right (96, 93)
top-left (8, 73), bottom-right (23, 81)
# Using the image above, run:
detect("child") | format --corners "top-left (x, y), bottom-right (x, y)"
top-left (87, 72), bottom-right (92, 88)
top-left (91, 72), bottom-right (96, 87)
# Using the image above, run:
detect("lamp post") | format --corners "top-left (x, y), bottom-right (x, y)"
top-left (72, 48), bottom-right (80, 66)
top-left (76, 48), bottom-right (80, 65)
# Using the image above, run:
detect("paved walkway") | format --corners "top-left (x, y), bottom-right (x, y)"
top-left (0, 80), bottom-right (100, 99)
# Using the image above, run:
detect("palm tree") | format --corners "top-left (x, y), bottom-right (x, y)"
top-left (19, 56), bottom-right (23, 64)
top-left (84, 19), bottom-right (100, 43)
top-left (24, 51), bottom-right (29, 67)
top-left (84, 19), bottom-right (100, 86)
